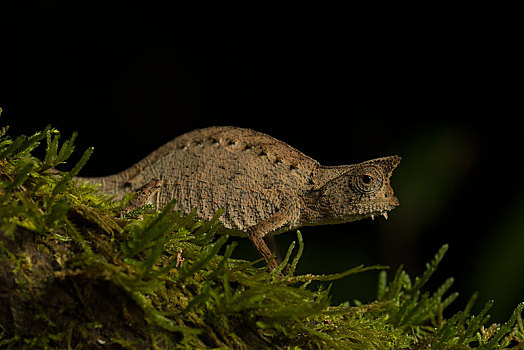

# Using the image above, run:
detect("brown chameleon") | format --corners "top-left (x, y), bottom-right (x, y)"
top-left (82, 126), bottom-right (400, 268)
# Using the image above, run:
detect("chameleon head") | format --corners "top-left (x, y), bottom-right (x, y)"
top-left (308, 156), bottom-right (401, 224)
top-left (347, 155), bottom-right (401, 220)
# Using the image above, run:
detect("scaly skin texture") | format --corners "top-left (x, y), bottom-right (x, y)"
top-left (81, 127), bottom-right (400, 268)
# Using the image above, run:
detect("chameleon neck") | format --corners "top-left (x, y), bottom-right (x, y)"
top-left (310, 165), bottom-right (353, 190)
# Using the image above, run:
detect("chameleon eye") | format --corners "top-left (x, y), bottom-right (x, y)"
top-left (351, 166), bottom-right (383, 194)
top-left (361, 174), bottom-right (372, 184)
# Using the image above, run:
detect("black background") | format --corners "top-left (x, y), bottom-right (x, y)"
top-left (1, 1), bottom-right (523, 321)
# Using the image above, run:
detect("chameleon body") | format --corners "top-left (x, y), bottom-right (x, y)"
top-left (82, 126), bottom-right (400, 267)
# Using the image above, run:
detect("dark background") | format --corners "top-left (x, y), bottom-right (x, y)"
top-left (1, 1), bottom-right (523, 321)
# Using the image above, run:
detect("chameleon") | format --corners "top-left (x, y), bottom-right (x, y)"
top-left (81, 126), bottom-right (400, 268)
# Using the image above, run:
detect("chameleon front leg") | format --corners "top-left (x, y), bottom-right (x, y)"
top-left (247, 228), bottom-right (279, 270)
top-left (246, 201), bottom-right (299, 270)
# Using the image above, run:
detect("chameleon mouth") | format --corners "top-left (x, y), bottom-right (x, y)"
top-left (352, 200), bottom-right (398, 222)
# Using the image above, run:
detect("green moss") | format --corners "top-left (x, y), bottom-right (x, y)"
top-left (0, 118), bottom-right (522, 349)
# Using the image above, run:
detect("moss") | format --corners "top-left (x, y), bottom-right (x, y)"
top-left (0, 117), bottom-right (523, 349)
